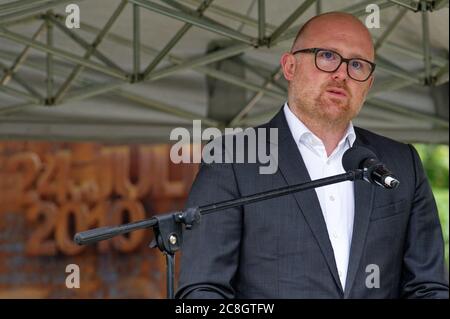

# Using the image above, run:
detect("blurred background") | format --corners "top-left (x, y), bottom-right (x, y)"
top-left (0, 0), bottom-right (448, 298)
top-left (414, 144), bottom-right (449, 268)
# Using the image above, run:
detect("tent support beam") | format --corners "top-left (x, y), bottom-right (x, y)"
top-left (46, 12), bottom-right (54, 104)
top-left (0, 0), bottom-right (78, 24)
top-left (269, 0), bottom-right (316, 45)
top-left (258, 0), bottom-right (266, 43)
top-left (0, 61), bottom-right (43, 100)
top-left (46, 13), bottom-right (124, 72)
top-left (421, 0), bottom-right (433, 85)
top-left (228, 67), bottom-right (283, 126)
top-left (53, 0), bottom-right (128, 104)
top-left (0, 28), bottom-right (129, 81)
top-left (129, 0), bottom-right (256, 45)
top-left (141, 0), bottom-right (214, 80)
top-left (270, 0), bottom-right (395, 46)
top-left (375, 7), bottom-right (408, 51)
top-left (133, 3), bottom-right (141, 82)
top-left (0, 84), bottom-right (42, 104)
top-left (145, 43), bottom-right (250, 81)
top-left (0, 22), bottom-right (46, 85)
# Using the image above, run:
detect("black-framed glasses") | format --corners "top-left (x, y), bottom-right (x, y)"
top-left (291, 48), bottom-right (376, 82)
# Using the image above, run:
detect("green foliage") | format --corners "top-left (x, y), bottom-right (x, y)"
top-left (414, 144), bottom-right (449, 267)
top-left (435, 188), bottom-right (449, 266)
top-left (414, 144), bottom-right (449, 188)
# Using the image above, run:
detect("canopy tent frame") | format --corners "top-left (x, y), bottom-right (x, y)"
top-left (0, 0), bottom-right (448, 143)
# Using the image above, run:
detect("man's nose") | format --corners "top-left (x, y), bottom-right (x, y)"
top-left (332, 62), bottom-right (348, 81)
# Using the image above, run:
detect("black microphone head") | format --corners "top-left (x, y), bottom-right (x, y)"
top-left (342, 146), bottom-right (377, 172)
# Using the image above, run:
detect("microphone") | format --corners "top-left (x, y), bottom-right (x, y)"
top-left (342, 146), bottom-right (400, 189)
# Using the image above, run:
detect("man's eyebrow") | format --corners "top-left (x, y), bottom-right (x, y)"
top-left (324, 47), bottom-right (370, 60)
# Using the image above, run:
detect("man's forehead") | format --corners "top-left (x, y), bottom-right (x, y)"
top-left (304, 37), bottom-right (374, 60)
top-left (298, 23), bottom-right (374, 59)
top-left (301, 14), bottom-right (372, 42)
top-left (306, 13), bottom-right (367, 30)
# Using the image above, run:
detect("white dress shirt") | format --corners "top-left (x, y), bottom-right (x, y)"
top-left (283, 103), bottom-right (356, 291)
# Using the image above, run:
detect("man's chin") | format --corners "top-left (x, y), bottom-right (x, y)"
top-left (321, 108), bottom-right (354, 125)
top-left (322, 100), bottom-right (351, 115)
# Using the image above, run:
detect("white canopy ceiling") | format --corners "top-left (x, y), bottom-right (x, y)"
top-left (0, 0), bottom-right (448, 143)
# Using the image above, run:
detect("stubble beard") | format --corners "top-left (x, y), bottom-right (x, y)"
top-left (291, 82), bottom-right (358, 130)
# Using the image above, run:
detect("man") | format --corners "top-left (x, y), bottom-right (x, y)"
top-left (175, 12), bottom-right (448, 298)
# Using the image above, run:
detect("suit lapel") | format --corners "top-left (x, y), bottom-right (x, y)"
top-left (344, 130), bottom-right (376, 297)
top-left (267, 109), bottom-right (344, 293)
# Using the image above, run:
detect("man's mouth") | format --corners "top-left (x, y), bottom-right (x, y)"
top-left (326, 87), bottom-right (347, 98)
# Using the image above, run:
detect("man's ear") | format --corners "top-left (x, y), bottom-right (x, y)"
top-left (280, 53), bottom-right (297, 81)
top-left (368, 76), bottom-right (374, 90)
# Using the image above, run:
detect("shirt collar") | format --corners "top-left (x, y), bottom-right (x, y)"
top-left (283, 102), bottom-right (356, 150)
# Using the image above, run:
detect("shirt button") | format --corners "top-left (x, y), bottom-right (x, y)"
top-left (339, 271), bottom-right (343, 278)
top-left (332, 232), bottom-right (339, 239)
top-left (329, 195), bottom-right (335, 202)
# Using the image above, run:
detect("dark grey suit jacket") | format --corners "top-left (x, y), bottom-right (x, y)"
top-left (175, 108), bottom-right (449, 299)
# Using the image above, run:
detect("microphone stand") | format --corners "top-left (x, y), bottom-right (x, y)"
top-left (74, 169), bottom-right (364, 299)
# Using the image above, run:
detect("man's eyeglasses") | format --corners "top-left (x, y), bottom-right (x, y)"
top-left (291, 48), bottom-right (376, 82)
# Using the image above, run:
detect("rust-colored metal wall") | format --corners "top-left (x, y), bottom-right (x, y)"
top-left (0, 141), bottom-right (198, 298)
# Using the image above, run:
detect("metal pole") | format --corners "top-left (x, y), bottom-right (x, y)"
top-left (62, 20), bottom-right (270, 95)
top-left (434, 62), bottom-right (449, 85)
top-left (380, 40), bottom-right (447, 67)
top-left (46, 12), bottom-right (54, 104)
top-left (233, 58), bottom-right (286, 92)
top-left (39, 8), bottom-right (440, 106)
top-left (116, 90), bottom-right (220, 127)
top-left (141, 0), bottom-right (214, 79)
top-left (0, 13), bottom-right (42, 28)
top-left (229, 67), bottom-right (284, 126)
top-left (367, 78), bottom-right (416, 97)
top-left (197, 65), bottom-right (285, 100)
top-left (0, 28), bottom-right (128, 80)
top-left (351, 1), bottom-right (396, 18)
top-left (162, 0), bottom-right (230, 33)
top-left (133, 3), bottom-right (141, 82)
top-left (47, 14), bottom-right (124, 72)
top-left (0, 0), bottom-right (48, 13)
top-left (270, 0), bottom-right (394, 46)
top-left (129, 0), bottom-right (256, 45)
top-left (374, 7), bottom-right (408, 51)
top-left (0, 85), bottom-right (41, 104)
top-left (0, 47), bottom-right (283, 115)
top-left (53, 0), bottom-right (128, 103)
top-left (145, 43), bottom-right (249, 81)
top-left (341, 0), bottom-right (385, 15)
top-left (0, 61), bottom-right (43, 100)
top-left (387, 0), bottom-right (420, 11)
top-left (269, 0), bottom-right (316, 45)
top-left (0, 0), bottom-right (82, 23)
top-left (64, 82), bottom-right (124, 103)
top-left (0, 23), bottom-right (46, 85)
top-left (181, 0), bottom-right (277, 32)
top-left (165, 253), bottom-right (175, 299)
top-left (376, 55), bottom-right (422, 84)
top-left (433, 0), bottom-right (449, 10)
top-left (368, 98), bottom-right (449, 128)
top-left (316, 0), bottom-right (321, 14)
top-left (0, 103), bottom-right (35, 115)
top-left (421, 0), bottom-right (432, 85)
top-left (258, 0), bottom-right (265, 43)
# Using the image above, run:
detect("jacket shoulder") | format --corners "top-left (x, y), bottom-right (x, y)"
top-left (354, 126), bottom-right (410, 151)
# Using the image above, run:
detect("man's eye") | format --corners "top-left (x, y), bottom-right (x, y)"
top-left (351, 60), bottom-right (362, 69)
top-left (322, 51), bottom-right (335, 59)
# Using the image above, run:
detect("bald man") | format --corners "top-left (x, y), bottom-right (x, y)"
top-left (175, 12), bottom-right (448, 299)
